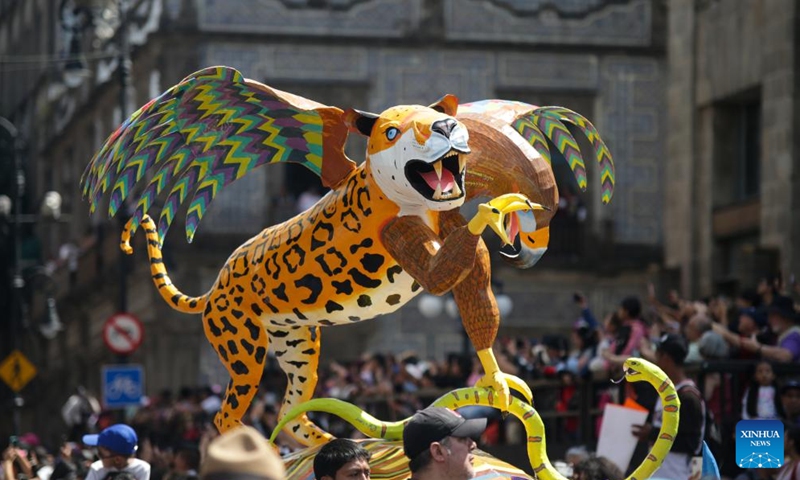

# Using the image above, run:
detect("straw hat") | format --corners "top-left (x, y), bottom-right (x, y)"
top-left (200, 426), bottom-right (285, 480)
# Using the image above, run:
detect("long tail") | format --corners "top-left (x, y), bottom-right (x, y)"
top-left (121, 214), bottom-right (208, 314)
top-left (274, 359), bottom-right (678, 480)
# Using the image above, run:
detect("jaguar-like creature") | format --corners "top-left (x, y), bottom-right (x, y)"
top-left (82, 66), bottom-right (614, 445)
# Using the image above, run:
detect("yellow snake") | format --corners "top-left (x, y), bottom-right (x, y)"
top-left (271, 358), bottom-right (679, 480)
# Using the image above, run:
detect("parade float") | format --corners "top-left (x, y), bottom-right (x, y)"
top-left (81, 65), bottom-right (684, 479)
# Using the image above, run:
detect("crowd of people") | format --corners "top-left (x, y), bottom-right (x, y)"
top-left (2, 273), bottom-right (800, 480)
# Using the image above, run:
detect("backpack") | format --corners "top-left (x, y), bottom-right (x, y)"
top-left (678, 383), bottom-right (723, 460)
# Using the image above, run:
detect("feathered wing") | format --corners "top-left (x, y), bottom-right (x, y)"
top-left (456, 99), bottom-right (615, 268)
top-left (81, 66), bottom-right (355, 244)
top-left (458, 99), bottom-right (615, 204)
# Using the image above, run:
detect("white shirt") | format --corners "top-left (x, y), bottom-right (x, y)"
top-left (84, 458), bottom-right (151, 480)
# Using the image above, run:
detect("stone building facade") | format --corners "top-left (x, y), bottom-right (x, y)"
top-left (0, 0), bottom-right (667, 436)
top-left (665, 0), bottom-right (800, 298)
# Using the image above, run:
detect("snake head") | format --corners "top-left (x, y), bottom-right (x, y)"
top-left (622, 358), bottom-right (643, 380)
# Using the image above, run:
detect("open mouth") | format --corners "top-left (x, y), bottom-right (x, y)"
top-left (405, 150), bottom-right (466, 202)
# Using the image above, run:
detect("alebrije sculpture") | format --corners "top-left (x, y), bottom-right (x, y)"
top-left (81, 66), bottom-right (614, 444)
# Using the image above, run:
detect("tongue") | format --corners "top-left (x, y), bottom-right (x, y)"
top-left (421, 168), bottom-right (455, 192)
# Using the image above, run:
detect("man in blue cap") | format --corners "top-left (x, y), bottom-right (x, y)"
top-left (82, 424), bottom-right (151, 480)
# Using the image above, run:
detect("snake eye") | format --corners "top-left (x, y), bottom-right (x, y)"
top-left (386, 127), bottom-right (399, 141)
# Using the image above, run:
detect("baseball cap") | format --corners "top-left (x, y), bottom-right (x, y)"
top-left (402, 407), bottom-right (487, 460)
top-left (740, 307), bottom-right (767, 327)
top-left (82, 424), bottom-right (138, 456)
top-left (781, 379), bottom-right (800, 395)
top-left (654, 333), bottom-right (688, 365)
top-left (768, 296), bottom-right (797, 322)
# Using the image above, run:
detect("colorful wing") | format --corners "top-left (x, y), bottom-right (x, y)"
top-left (458, 99), bottom-right (615, 204)
top-left (457, 99), bottom-right (615, 269)
top-left (81, 66), bottom-right (355, 244)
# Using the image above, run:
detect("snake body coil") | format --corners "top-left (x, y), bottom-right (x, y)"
top-left (272, 357), bottom-right (679, 480)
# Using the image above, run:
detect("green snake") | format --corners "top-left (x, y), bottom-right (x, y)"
top-left (271, 358), bottom-right (679, 480)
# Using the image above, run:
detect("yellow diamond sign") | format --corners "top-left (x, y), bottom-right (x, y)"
top-left (0, 350), bottom-right (37, 392)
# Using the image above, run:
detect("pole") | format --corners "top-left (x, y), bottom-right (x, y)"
top-left (116, 0), bottom-right (132, 422)
top-left (117, 0), bottom-right (131, 315)
top-left (1, 116), bottom-right (23, 435)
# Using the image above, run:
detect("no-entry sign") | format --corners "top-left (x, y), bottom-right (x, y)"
top-left (102, 313), bottom-right (144, 355)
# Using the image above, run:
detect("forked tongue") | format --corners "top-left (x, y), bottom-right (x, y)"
top-left (421, 167), bottom-right (454, 192)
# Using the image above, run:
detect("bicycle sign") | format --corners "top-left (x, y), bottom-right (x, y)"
top-left (102, 364), bottom-right (144, 408)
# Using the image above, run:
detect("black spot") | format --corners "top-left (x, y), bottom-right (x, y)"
top-left (227, 394), bottom-right (239, 409)
top-left (310, 222), bottom-right (334, 251)
top-left (301, 348), bottom-right (316, 355)
top-left (286, 338), bottom-right (304, 348)
top-left (255, 347), bottom-right (266, 363)
top-left (204, 303), bottom-right (213, 315)
top-left (293, 308), bottom-right (308, 320)
top-left (332, 280), bottom-right (353, 295)
top-left (231, 309), bottom-right (244, 319)
top-left (235, 385), bottom-right (251, 396)
top-left (231, 360), bottom-right (249, 375)
top-left (325, 300), bottom-right (344, 313)
top-left (227, 340), bottom-right (239, 356)
top-left (348, 316), bottom-right (361, 322)
top-left (287, 360), bottom-right (309, 369)
top-left (298, 376), bottom-right (307, 383)
top-left (360, 253), bottom-right (385, 273)
top-left (241, 339), bottom-right (254, 354)
top-left (386, 294), bottom-right (401, 305)
top-left (387, 265), bottom-right (403, 283)
top-left (314, 247), bottom-right (348, 276)
top-left (357, 295), bottom-right (372, 307)
top-left (217, 345), bottom-right (228, 361)
top-left (251, 303), bottom-right (264, 316)
top-left (214, 295), bottom-right (230, 312)
top-left (269, 329), bottom-right (290, 338)
top-left (281, 243), bottom-right (306, 274)
top-left (207, 318), bottom-right (222, 337)
top-left (411, 281), bottom-right (421, 292)
top-left (319, 319), bottom-right (335, 326)
top-left (250, 276), bottom-right (267, 295)
top-left (189, 299), bottom-right (197, 309)
top-left (340, 209), bottom-right (361, 233)
top-left (233, 296), bottom-right (243, 306)
top-left (272, 283), bottom-right (289, 302)
top-left (310, 327), bottom-right (318, 341)
top-left (295, 274), bottom-right (323, 304)
top-left (349, 238), bottom-right (374, 254)
top-left (284, 318), bottom-right (296, 325)
top-left (244, 318), bottom-right (260, 340)
top-left (349, 268), bottom-right (381, 288)
top-left (274, 349), bottom-right (286, 358)
top-left (220, 316), bottom-right (238, 335)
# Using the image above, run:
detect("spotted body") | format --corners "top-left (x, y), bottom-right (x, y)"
top-left (89, 66), bottom-right (615, 443)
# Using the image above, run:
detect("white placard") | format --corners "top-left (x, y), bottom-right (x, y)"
top-left (596, 403), bottom-right (649, 473)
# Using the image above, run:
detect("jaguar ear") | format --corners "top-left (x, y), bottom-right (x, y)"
top-left (429, 94), bottom-right (459, 117)
top-left (343, 109), bottom-right (379, 137)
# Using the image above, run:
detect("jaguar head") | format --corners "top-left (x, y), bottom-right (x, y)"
top-left (344, 95), bottom-right (470, 214)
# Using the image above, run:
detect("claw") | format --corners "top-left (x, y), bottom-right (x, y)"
top-left (468, 193), bottom-right (545, 245)
top-left (474, 349), bottom-right (534, 413)
top-left (504, 373), bottom-right (533, 404)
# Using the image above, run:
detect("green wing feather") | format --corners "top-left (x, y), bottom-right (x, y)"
top-left (81, 66), bottom-right (354, 244)
top-left (458, 100), bottom-right (615, 203)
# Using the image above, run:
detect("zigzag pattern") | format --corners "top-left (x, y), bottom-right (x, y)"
top-left (513, 117), bottom-right (552, 165)
top-left (80, 66), bottom-right (332, 243)
top-left (535, 107), bottom-right (615, 204)
top-left (530, 109), bottom-right (587, 190)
